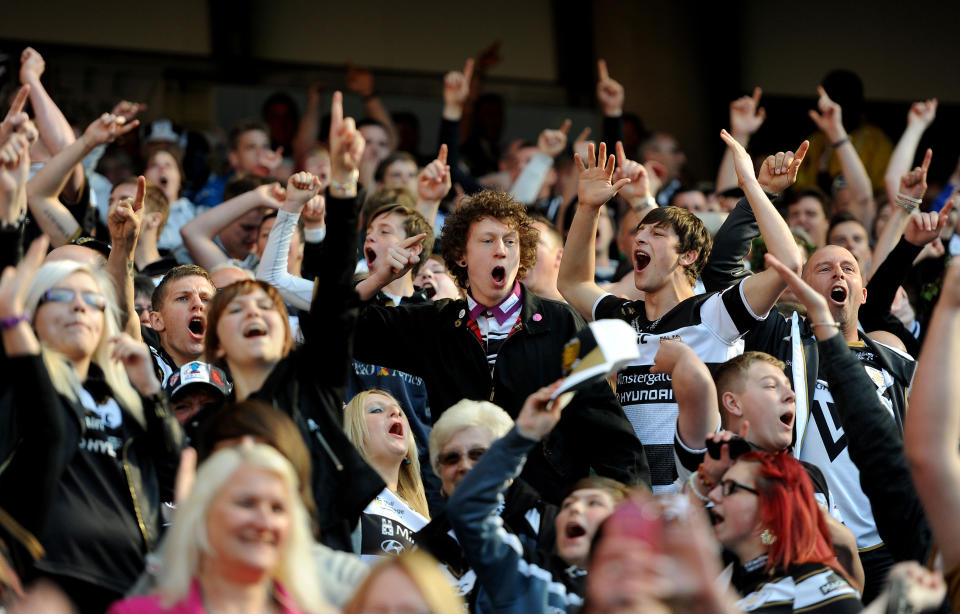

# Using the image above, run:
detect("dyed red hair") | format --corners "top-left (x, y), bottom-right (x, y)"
top-left (739, 451), bottom-right (842, 575)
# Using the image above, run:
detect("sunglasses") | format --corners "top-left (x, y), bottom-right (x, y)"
top-left (40, 288), bottom-right (107, 311)
top-left (437, 447), bottom-right (487, 467)
top-left (719, 479), bottom-right (759, 497)
top-left (706, 436), bottom-right (752, 461)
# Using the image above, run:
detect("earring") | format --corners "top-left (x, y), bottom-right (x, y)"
top-left (760, 528), bottom-right (777, 546)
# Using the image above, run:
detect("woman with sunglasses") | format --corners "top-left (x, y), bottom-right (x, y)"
top-left (708, 451), bottom-right (863, 613)
top-left (342, 390), bottom-right (430, 563)
top-left (0, 237), bottom-right (182, 613)
top-left (416, 399), bottom-right (558, 604)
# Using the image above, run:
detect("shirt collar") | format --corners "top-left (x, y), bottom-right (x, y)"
top-left (467, 281), bottom-right (523, 325)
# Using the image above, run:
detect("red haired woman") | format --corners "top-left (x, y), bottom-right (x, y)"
top-left (708, 451), bottom-right (863, 613)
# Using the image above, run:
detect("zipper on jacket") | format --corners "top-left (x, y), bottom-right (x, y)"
top-left (122, 439), bottom-right (152, 552)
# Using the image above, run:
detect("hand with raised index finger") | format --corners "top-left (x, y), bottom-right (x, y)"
top-left (613, 141), bottom-right (651, 204)
top-left (537, 119), bottom-right (571, 158)
top-left (899, 148), bottom-right (932, 201)
top-left (109, 175), bottom-right (146, 249)
top-left (596, 59), bottom-right (624, 117)
top-left (756, 140), bottom-right (809, 195)
top-left (575, 141), bottom-right (631, 210)
top-left (328, 91), bottom-right (366, 186)
top-left (83, 112), bottom-right (140, 148)
top-left (730, 87), bottom-right (766, 139)
top-left (418, 144), bottom-right (451, 202)
top-left (905, 199), bottom-right (954, 247)
top-left (443, 59), bottom-right (474, 119)
top-left (0, 85), bottom-right (30, 143)
top-left (111, 100), bottom-right (148, 123)
top-left (808, 86), bottom-right (846, 143)
top-left (382, 233), bottom-right (426, 282)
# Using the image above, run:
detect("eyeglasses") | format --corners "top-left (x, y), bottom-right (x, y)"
top-left (437, 447), bottom-right (487, 467)
top-left (40, 288), bottom-right (107, 311)
top-left (719, 479), bottom-right (759, 497)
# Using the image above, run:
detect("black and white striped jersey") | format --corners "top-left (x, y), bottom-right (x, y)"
top-left (733, 559), bottom-right (862, 614)
top-left (593, 279), bottom-right (765, 492)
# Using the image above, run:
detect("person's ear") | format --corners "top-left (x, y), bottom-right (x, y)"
top-left (678, 249), bottom-right (698, 267)
top-left (554, 247), bottom-right (564, 269)
top-left (227, 150), bottom-right (239, 170)
top-left (721, 391), bottom-right (742, 417)
top-left (149, 311), bottom-right (165, 332)
top-left (145, 212), bottom-right (163, 230)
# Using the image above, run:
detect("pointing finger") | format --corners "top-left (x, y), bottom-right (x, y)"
top-left (750, 86), bottom-right (762, 108)
top-left (462, 58), bottom-right (474, 84)
top-left (7, 85), bottom-right (30, 118)
top-left (920, 148), bottom-right (933, 175)
top-left (401, 233), bottom-right (427, 249)
top-left (616, 141), bottom-right (626, 166)
top-left (331, 91), bottom-right (343, 126)
top-left (793, 140), bottom-right (810, 164)
top-left (437, 143), bottom-right (448, 165)
top-left (134, 176), bottom-right (146, 212)
top-left (559, 119), bottom-right (571, 136)
top-left (598, 59), bottom-right (609, 82)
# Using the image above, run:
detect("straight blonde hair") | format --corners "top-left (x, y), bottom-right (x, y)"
top-left (24, 261), bottom-right (144, 425)
top-left (343, 550), bottom-right (464, 614)
top-left (155, 444), bottom-right (329, 613)
top-left (343, 390), bottom-right (430, 519)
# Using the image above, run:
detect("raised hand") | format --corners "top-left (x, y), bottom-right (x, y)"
top-left (0, 86), bottom-right (30, 143)
top-left (537, 119), bottom-right (571, 158)
top-left (904, 199), bottom-right (954, 246)
top-left (719, 129), bottom-right (761, 190)
top-left (575, 142), bottom-right (631, 209)
top-left (596, 59), bottom-right (624, 117)
top-left (649, 339), bottom-right (695, 376)
top-left (418, 144), bottom-right (451, 202)
top-left (82, 112), bottom-right (140, 148)
top-left (301, 194), bottom-right (325, 229)
top-left (700, 425), bottom-right (749, 486)
top-left (906, 98), bottom-right (937, 130)
top-left (111, 100), bottom-right (148, 123)
top-left (515, 380), bottom-right (565, 440)
top-left (285, 171), bottom-right (321, 207)
top-left (756, 140), bottom-right (810, 194)
top-left (881, 562), bottom-right (946, 614)
top-left (108, 176), bottom-right (145, 250)
top-left (110, 332), bottom-right (161, 396)
top-left (899, 148), bottom-right (932, 201)
top-left (328, 91), bottom-right (365, 186)
top-left (0, 235), bottom-right (48, 321)
top-left (19, 47), bottom-right (45, 84)
top-left (764, 253), bottom-right (834, 330)
top-left (475, 40), bottom-right (502, 73)
top-left (345, 63), bottom-right (375, 98)
top-left (253, 182), bottom-right (286, 209)
top-left (730, 87), bottom-right (766, 139)
top-left (381, 233), bottom-right (427, 283)
top-left (443, 59), bottom-right (474, 120)
top-left (808, 86), bottom-right (846, 143)
top-left (572, 127), bottom-right (593, 162)
top-left (612, 141), bottom-right (651, 205)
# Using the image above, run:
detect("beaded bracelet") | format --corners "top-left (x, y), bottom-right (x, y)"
top-left (697, 462), bottom-right (716, 490)
top-left (687, 472), bottom-right (710, 502)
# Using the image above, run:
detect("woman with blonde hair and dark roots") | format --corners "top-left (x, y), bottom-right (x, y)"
top-left (343, 390), bottom-right (429, 562)
top-left (343, 551), bottom-right (464, 614)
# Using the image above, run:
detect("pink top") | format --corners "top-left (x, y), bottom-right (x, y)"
top-left (107, 579), bottom-right (305, 614)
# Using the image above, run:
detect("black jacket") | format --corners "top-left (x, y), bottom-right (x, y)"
top-left (249, 190), bottom-right (385, 552)
top-left (355, 287), bottom-right (650, 503)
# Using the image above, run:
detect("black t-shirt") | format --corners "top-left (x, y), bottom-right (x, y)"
top-left (35, 379), bottom-right (144, 594)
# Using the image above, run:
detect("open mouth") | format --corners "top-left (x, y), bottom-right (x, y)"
top-left (365, 247), bottom-right (377, 266)
top-left (634, 251), bottom-right (651, 273)
top-left (158, 176), bottom-right (169, 188)
top-left (565, 521), bottom-right (587, 539)
top-left (188, 317), bottom-right (205, 337)
top-left (422, 282), bottom-right (437, 299)
top-left (243, 323), bottom-right (268, 338)
top-left (491, 266), bottom-right (506, 285)
top-left (708, 509), bottom-right (722, 526)
top-left (388, 422), bottom-right (404, 438)
top-left (780, 411), bottom-right (794, 427)
top-left (829, 285), bottom-right (847, 304)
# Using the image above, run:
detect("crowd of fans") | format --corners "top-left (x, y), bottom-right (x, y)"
top-left (0, 42), bottom-right (958, 614)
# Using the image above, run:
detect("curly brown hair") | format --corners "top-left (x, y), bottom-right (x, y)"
top-left (440, 190), bottom-right (539, 290)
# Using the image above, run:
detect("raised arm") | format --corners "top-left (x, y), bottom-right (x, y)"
top-left (905, 259), bottom-right (960, 571)
top-left (439, 59), bottom-right (484, 197)
top-left (809, 86), bottom-right (874, 227)
top-left (345, 63), bottom-right (397, 149)
top-left (26, 112), bottom-right (138, 246)
top-left (19, 48), bottom-right (83, 200)
top-left (0, 88), bottom-right (36, 229)
top-left (883, 99), bottom-right (936, 206)
top-left (650, 340), bottom-right (718, 450)
top-left (720, 130), bottom-right (803, 315)
top-left (106, 176), bottom-right (146, 340)
top-left (716, 87), bottom-right (766, 194)
top-left (416, 144), bottom-right (451, 226)
top-left (292, 84), bottom-right (323, 168)
top-left (868, 149), bottom-right (931, 280)
top-left (509, 119), bottom-right (570, 204)
top-left (557, 142), bottom-right (630, 319)
top-left (597, 59), bottom-right (624, 147)
top-left (179, 182), bottom-right (282, 270)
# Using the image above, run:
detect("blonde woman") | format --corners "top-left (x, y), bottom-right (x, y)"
top-left (343, 390), bottom-right (429, 562)
top-left (343, 551), bottom-right (464, 614)
top-left (108, 444), bottom-right (330, 614)
top-left (0, 237), bottom-right (182, 612)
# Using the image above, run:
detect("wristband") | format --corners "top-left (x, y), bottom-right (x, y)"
top-left (809, 321), bottom-right (841, 329)
top-left (831, 136), bottom-right (850, 148)
top-left (0, 314), bottom-right (29, 330)
top-left (328, 176), bottom-right (358, 199)
top-left (894, 192), bottom-right (921, 212)
top-left (696, 463), bottom-right (716, 490)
